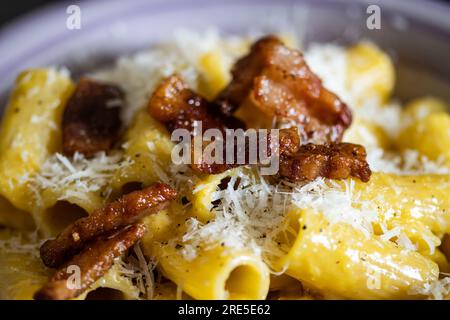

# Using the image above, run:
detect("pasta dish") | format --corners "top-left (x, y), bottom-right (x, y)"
top-left (0, 30), bottom-right (449, 300)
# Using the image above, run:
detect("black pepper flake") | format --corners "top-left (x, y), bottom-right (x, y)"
top-left (221, 242), bottom-right (225, 247)
top-left (175, 244), bottom-right (183, 249)
top-left (181, 197), bottom-right (189, 205)
top-left (302, 225), bottom-right (307, 230)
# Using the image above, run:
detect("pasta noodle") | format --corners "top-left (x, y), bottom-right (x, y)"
top-left (276, 208), bottom-right (439, 299)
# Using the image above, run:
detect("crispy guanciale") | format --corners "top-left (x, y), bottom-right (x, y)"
top-left (148, 75), bottom-right (246, 174)
top-left (190, 125), bottom-right (371, 182)
top-left (215, 36), bottom-right (352, 143)
top-left (189, 127), bottom-right (300, 175)
top-left (62, 78), bottom-right (124, 157)
top-left (279, 142), bottom-right (371, 182)
top-left (277, 127), bottom-right (301, 157)
top-left (40, 182), bottom-right (177, 268)
top-left (190, 129), bottom-right (276, 175)
top-left (147, 74), bottom-right (244, 134)
top-left (34, 224), bottom-right (146, 300)
top-left (146, 44), bottom-right (370, 183)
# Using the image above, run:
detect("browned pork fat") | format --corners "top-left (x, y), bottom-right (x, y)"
top-left (189, 129), bottom-right (275, 175)
top-left (146, 43), bottom-right (370, 183)
top-left (277, 127), bottom-right (301, 156)
top-left (62, 78), bottom-right (124, 157)
top-left (40, 182), bottom-right (177, 268)
top-left (148, 75), bottom-right (246, 174)
top-left (147, 74), bottom-right (244, 134)
top-left (279, 142), bottom-right (371, 182)
top-left (190, 125), bottom-right (371, 183)
top-left (215, 36), bottom-right (352, 143)
top-left (190, 127), bottom-right (299, 175)
top-left (34, 224), bottom-right (146, 300)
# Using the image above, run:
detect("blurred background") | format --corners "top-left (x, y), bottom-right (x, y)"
top-left (0, 0), bottom-right (449, 104)
top-left (1, 0), bottom-right (449, 27)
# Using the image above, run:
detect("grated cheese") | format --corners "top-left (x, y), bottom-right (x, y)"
top-left (182, 168), bottom-right (290, 266)
top-left (117, 242), bottom-right (157, 300)
top-left (181, 168), bottom-right (381, 271)
top-left (367, 147), bottom-right (450, 175)
top-left (292, 179), bottom-right (378, 238)
top-left (409, 277), bottom-right (450, 300)
top-left (0, 230), bottom-right (47, 259)
top-left (32, 151), bottom-right (130, 203)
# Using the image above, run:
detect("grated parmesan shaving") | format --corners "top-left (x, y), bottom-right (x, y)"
top-left (409, 277), bottom-right (450, 300)
top-left (32, 151), bottom-right (130, 203)
top-left (181, 168), bottom-right (290, 266)
top-left (0, 230), bottom-right (47, 259)
top-left (292, 179), bottom-right (378, 238)
top-left (117, 242), bottom-right (157, 300)
top-left (367, 148), bottom-right (450, 175)
top-left (91, 29), bottom-right (241, 126)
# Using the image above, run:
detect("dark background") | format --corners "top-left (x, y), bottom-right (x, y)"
top-left (1, 0), bottom-right (450, 29)
top-left (0, 0), bottom-right (56, 27)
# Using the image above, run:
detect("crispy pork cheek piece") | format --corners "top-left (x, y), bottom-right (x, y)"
top-left (40, 183), bottom-right (177, 268)
top-left (190, 128), bottom-right (298, 175)
top-left (278, 127), bottom-right (301, 156)
top-left (188, 123), bottom-right (370, 183)
top-left (34, 224), bottom-right (146, 300)
top-left (147, 74), bottom-right (244, 134)
top-left (189, 134), bottom-right (249, 175)
top-left (279, 142), bottom-right (372, 182)
top-left (215, 36), bottom-right (352, 143)
top-left (62, 78), bottom-right (124, 157)
top-left (190, 159), bottom-right (240, 175)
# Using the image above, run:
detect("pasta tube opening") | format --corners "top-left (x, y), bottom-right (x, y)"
top-left (154, 243), bottom-right (270, 300)
top-left (42, 201), bottom-right (88, 235)
top-left (224, 264), bottom-right (265, 299)
top-left (85, 288), bottom-right (127, 300)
